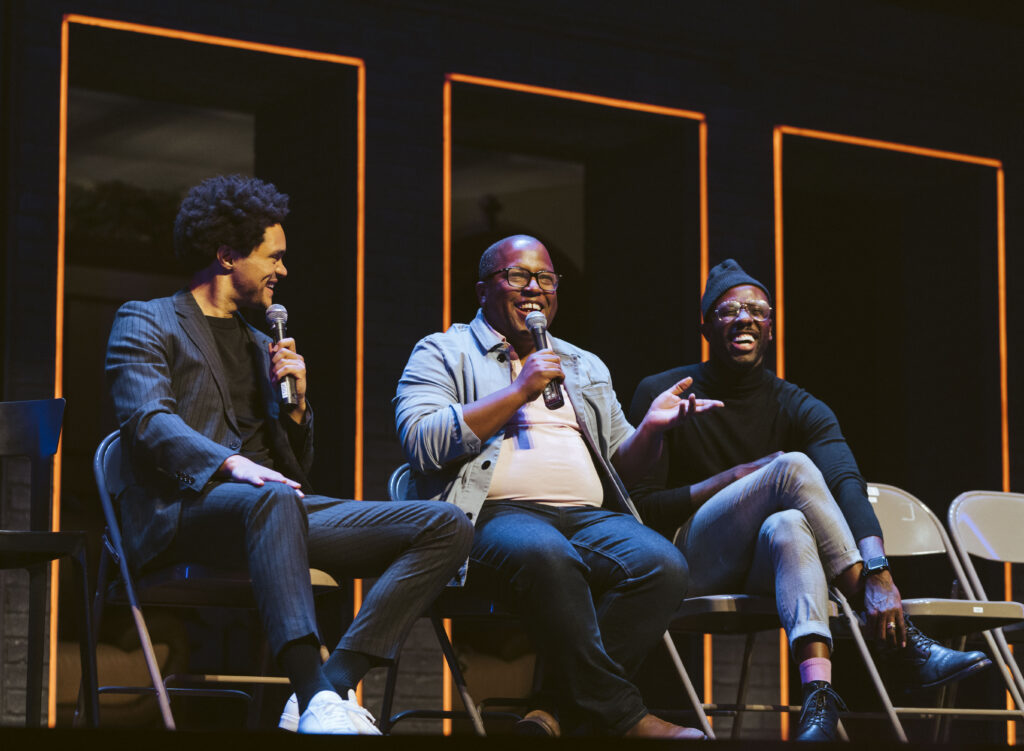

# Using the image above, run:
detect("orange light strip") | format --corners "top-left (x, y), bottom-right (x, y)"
top-left (770, 101), bottom-right (789, 713)
top-left (773, 128), bottom-right (785, 380)
top-left (58, 13), bottom-right (366, 720)
top-left (442, 78), bottom-right (453, 332)
top-left (774, 125), bottom-right (1010, 743)
top-left (447, 73), bottom-right (705, 121)
top-left (63, 14), bottom-right (364, 67)
top-left (777, 126), bottom-right (1003, 168)
top-left (443, 72), bottom-right (708, 734)
top-left (699, 121), bottom-right (710, 363)
top-left (354, 62), bottom-right (366, 502)
top-left (48, 18), bottom-right (72, 726)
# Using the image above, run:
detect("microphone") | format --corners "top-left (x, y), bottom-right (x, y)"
top-left (265, 304), bottom-right (299, 408)
top-left (524, 310), bottom-right (564, 410)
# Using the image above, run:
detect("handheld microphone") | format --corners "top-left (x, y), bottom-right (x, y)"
top-left (524, 310), bottom-right (564, 410)
top-left (265, 304), bottom-right (299, 408)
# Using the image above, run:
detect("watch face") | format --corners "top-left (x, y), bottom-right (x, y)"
top-left (866, 556), bottom-right (889, 571)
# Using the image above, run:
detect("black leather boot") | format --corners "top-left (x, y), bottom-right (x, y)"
top-left (877, 618), bottom-right (991, 690)
top-left (794, 680), bottom-right (846, 742)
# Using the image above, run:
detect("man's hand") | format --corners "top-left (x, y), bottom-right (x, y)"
top-left (216, 454), bottom-right (304, 498)
top-left (640, 377), bottom-right (723, 433)
top-left (514, 349), bottom-right (564, 403)
top-left (863, 570), bottom-right (906, 648)
top-left (269, 337), bottom-right (307, 421)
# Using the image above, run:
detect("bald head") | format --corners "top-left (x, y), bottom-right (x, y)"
top-left (479, 235), bottom-right (543, 280)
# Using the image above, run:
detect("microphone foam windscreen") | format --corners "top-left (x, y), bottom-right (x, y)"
top-left (266, 304), bottom-right (288, 325)
top-left (524, 311), bottom-right (547, 331)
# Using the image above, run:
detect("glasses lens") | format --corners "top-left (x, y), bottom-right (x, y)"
top-left (505, 268), bottom-right (531, 288)
top-left (536, 272), bottom-right (559, 291)
top-left (748, 302), bottom-right (771, 321)
top-left (716, 301), bottom-right (742, 320)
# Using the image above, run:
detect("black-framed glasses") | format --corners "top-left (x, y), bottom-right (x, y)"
top-left (485, 266), bottom-right (562, 291)
top-left (713, 299), bottom-right (772, 322)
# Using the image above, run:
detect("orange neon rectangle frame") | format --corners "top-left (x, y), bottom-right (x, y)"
top-left (773, 124), bottom-right (1011, 743)
top-left (56, 14), bottom-right (366, 722)
top-left (442, 72), bottom-right (709, 733)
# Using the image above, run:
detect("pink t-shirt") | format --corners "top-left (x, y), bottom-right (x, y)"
top-left (486, 356), bottom-right (604, 506)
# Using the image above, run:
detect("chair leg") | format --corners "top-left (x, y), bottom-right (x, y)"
top-left (116, 553), bottom-right (176, 729)
top-left (429, 613), bottom-right (486, 736)
top-left (662, 631), bottom-right (716, 740)
top-left (378, 654), bottom-right (402, 734)
top-left (26, 564), bottom-right (48, 727)
top-left (70, 546), bottom-right (99, 727)
top-left (731, 632), bottom-right (757, 739)
top-left (983, 630), bottom-right (1024, 713)
top-left (831, 588), bottom-right (908, 743)
top-left (993, 628), bottom-right (1024, 700)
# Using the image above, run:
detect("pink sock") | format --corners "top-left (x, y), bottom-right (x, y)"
top-left (798, 657), bottom-right (832, 685)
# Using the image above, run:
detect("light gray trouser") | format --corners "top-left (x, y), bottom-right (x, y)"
top-left (678, 452), bottom-right (862, 652)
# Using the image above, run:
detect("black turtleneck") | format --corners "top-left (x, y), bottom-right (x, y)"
top-left (627, 358), bottom-right (882, 542)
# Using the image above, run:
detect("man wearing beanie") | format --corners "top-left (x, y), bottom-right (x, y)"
top-left (628, 258), bottom-right (990, 742)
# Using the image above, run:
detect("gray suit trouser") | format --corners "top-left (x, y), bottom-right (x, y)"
top-left (151, 481), bottom-right (474, 659)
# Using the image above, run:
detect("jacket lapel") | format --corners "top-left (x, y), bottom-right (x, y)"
top-left (173, 290), bottom-right (240, 434)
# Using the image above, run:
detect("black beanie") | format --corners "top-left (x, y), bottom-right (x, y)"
top-left (701, 259), bottom-right (772, 319)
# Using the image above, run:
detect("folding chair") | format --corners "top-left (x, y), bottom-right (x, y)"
top-left (378, 463), bottom-right (521, 736)
top-left (91, 430), bottom-right (340, 729)
top-left (826, 483), bottom-right (1024, 741)
top-left (0, 398), bottom-right (99, 727)
top-left (947, 491), bottom-right (1024, 699)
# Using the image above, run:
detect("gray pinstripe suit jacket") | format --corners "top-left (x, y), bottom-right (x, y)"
top-left (105, 289), bottom-right (313, 569)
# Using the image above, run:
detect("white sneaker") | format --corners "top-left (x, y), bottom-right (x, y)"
top-left (294, 690), bottom-right (383, 735)
top-left (278, 693), bottom-right (300, 732)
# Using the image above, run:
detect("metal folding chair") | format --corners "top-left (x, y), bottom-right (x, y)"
top-left (826, 483), bottom-right (1024, 741)
top-left (379, 463), bottom-right (521, 736)
top-left (947, 491), bottom-right (1024, 699)
top-left (0, 398), bottom-right (99, 727)
top-left (91, 430), bottom-right (339, 729)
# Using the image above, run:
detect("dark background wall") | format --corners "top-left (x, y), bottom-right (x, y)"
top-left (1, 0), bottom-right (1022, 736)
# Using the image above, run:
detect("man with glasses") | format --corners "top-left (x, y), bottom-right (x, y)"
top-left (395, 234), bottom-right (720, 738)
top-left (629, 259), bottom-right (990, 741)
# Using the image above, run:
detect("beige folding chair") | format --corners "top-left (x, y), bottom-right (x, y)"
top-left (826, 483), bottom-right (1024, 741)
top-left (947, 491), bottom-right (1024, 700)
top-left (665, 593), bottom-right (847, 740)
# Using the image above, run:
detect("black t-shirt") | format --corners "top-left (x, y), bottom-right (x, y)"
top-left (205, 315), bottom-right (274, 468)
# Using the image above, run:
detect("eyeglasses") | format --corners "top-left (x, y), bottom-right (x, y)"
top-left (713, 299), bottom-right (772, 322)
top-left (485, 266), bottom-right (562, 292)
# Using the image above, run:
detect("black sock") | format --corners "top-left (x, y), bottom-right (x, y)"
top-left (279, 637), bottom-right (333, 713)
top-left (322, 648), bottom-right (373, 695)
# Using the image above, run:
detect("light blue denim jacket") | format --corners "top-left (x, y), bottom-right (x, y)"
top-left (394, 310), bottom-right (639, 534)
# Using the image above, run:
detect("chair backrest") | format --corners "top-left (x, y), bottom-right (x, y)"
top-left (949, 491), bottom-right (1024, 565)
top-left (0, 398), bottom-right (65, 531)
top-left (93, 431), bottom-right (128, 558)
top-left (866, 483), bottom-right (948, 557)
top-left (867, 482), bottom-right (973, 595)
top-left (388, 463), bottom-right (411, 502)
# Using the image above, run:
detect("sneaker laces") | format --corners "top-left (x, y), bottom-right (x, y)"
top-left (343, 690), bottom-right (381, 733)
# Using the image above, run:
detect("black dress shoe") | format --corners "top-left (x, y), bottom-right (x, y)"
top-left (878, 618), bottom-right (992, 690)
top-left (794, 680), bottom-right (846, 742)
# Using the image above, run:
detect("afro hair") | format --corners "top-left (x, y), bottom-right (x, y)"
top-left (173, 175), bottom-right (289, 273)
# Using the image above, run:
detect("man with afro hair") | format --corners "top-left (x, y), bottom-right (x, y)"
top-left (106, 175), bottom-right (473, 734)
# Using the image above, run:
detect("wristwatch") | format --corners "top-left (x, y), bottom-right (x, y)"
top-left (861, 555), bottom-right (890, 578)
